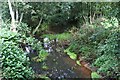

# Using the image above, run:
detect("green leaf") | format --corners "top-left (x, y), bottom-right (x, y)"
top-left (76, 60), bottom-right (81, 66)
top-left (91, 72), bottom-right (101, 79)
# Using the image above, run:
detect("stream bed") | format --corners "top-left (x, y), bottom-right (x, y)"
top-left (28, 38), bottom-right (92, 79)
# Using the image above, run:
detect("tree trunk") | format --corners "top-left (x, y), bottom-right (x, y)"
top-left (89, 3), bottom-right (92, 24)
top-left (8, 0), bottom-right (17, 32)
top-left (16, 8), bottom-right (18, 22)
top-left (32, 17), bottom-right (43, 35)
top-left (19, 13), bottom-right (23, 23)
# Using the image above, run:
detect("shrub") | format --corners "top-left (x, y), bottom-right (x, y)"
top-left (25, 36), bottom-right (42, 52)
top-left (94, 29), bottom-right (120, 78)
top-left (17, 22), bottom-right (31, 35)
top-left (0, 22), bottom-right (31, 36)
top-left (26, 36), bottom-right (48, 63)
top-left (69, 17), bottom-right (120, 78)
top-left (0, 28), bottom-right (34, 79)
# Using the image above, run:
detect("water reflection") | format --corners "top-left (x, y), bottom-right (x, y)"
top-left (28, 37), bottom-right (91, 79)
top-left (43, 37), bottom-right (54, 53)
top-left (25, 43), bottom-right (33, 54)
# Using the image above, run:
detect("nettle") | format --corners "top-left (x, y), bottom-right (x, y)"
top-left (0, 28), bottom-right (34, 79)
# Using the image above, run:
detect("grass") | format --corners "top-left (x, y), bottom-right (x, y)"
top-left (42, 33), bottom-right (72, 41)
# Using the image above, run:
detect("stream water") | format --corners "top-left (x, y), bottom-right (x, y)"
top-left (28, 38), bottom-right (92, 79)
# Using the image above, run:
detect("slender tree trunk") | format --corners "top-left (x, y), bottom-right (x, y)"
top-left (0, 15), bottom-right (2, 29)
top-left (92, 12), bottom-right (96, 22)
top-left (8, 0), bottom-right (17, 32)
top-left (32, 17), bottom-right (43, 35)
top-left (18, 13), bottom-right (24, 27)
top-left (89, 3), bottom-right (92, 24)
top-left (19, 13), bottom-right (23, 23)
top-left (16, 8), bottom-right (18, 22)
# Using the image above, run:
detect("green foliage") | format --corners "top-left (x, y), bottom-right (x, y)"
top-left (69, 52), bottom-right (77, 60)
top-left (42, 34), bottom-right (56, 40)
top-left (38, 49), bottom-right (49, 62)
top-left (0, 28), bottom-right (34, 79)
top-left (25, 36), bottom-right (42, 51)
top-left (56, 33), bottom-right (71, 41)
top-left (97, 28), bottom-right (119, 55)
top-left (0, 20), bottom-right (11, 29)
top-left (69, 17), bottom-right (120, 78)
top-left (38, 74), bottom-right (51, 80)
top-left (64, 48), bottom-right (81, 66)
top-left (1, 2), bottom-right (120, 35)
top-left (38, 23), bottom-right (49, 33)
top-left (68, 40), bottom-right (81, 54)
top-left (0, 28), bottom-right (24, 45)
top-left (76, 60), bottom-right (81, 66)
top-left (42, 65), bottom-right (49, 70)
top-left (93, 55), bottom-right (108, 68)
top-left (42, 33), bottom-right (71, 41)
top-left (0, 21), bottom-right (31, 36)
top-left (64, 48), bottom-right (77, 60)
top-left (0, 28), bottom-right (17, 39)
top-left (91, 72), bottom-right (101, 79)
top-left (32, 49), bottom-right (48, 63)
top-left (100, 17), bottom-right (119, 28)
top-left (17, 22), bottom-right (31, 35)
top-left (1, 2), bottom-right (120, 79)
top-left (93, 28), bottom-right (120, 78)
top-left (1, 42), bottom-right (33, 79)
top-left (69, 25), bottom-right (97, 61)
top-left (25, 36), bottom-right (48, 63)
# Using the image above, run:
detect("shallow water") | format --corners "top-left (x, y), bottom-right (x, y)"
top-left (28, 39), bottom-right (91, 79)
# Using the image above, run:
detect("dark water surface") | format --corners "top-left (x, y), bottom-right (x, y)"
top-left (28, 39), bottom-right (91, 79)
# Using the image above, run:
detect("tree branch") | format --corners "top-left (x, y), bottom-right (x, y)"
top-left (32, 17), bottom-right (43, 35)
